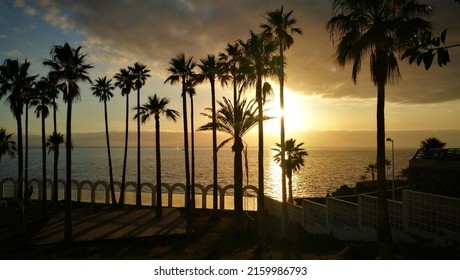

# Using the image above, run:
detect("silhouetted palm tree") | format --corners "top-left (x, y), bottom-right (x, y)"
top-left (114, 68), bottom-right (135, 206)
top-left (0, 58), bottom-right (36, 202)
top-left (47, 131), bottom-right (64, 203)
top-left (165, 53), bottom-right (196, 215)
top-left (239, 30), bottom-right (277, 230)
top-left (199, 96), bottom-right (265, 214)
top-left (185, 79), bottom-right (198, 209)
top-left (273, 138), bottom-right (307, 203)
top-left (134, 94), bottom-right (179, 217)
top-left (0, 128), bottom-right (16, 162)
top-left (24, 91), bottom-right (31, 203)
top-left (365, 163), bottom-right (377, 181)
top-left (42, 74), bottom-right (63, 206)
top-left (198, 54), bottom-right (225, 211)
top-left (128, 62), bottom-right (150, 207)
top-left (327, 0), bottom-right (432, 258)
top-left (91, 76), bottom-right (117, 205)
top-left (420, 137), bottom-right (446, 150)
top-left (43, 42), bottom-right (93, 242)
top-left (262, 5), bottom-right (302, 240)
top-left (30, 78), bottom-right (52, 221)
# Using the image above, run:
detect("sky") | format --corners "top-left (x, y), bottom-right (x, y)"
top-left (1, 0), bottom-right (460, 149)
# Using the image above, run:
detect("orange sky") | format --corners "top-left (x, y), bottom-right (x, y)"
top-left (1, 0), bottom-right (460, 149)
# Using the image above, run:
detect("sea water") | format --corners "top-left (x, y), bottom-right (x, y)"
top-left (0, 146), bottom-right (415, 201)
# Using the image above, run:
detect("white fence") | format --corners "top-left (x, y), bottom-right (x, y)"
top-left (0, 177), bottom-right (258, 211)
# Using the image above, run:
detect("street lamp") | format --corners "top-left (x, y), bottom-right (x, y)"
top-left (386, 138), bottom-right (395, 200)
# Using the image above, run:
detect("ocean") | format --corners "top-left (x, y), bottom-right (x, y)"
top-left (0, 146), bottom-right (416, 200)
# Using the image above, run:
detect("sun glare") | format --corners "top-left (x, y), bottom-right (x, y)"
top-left (264, 87), bottom-right (312, 134)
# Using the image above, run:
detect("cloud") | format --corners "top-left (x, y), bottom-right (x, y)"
top-left (29, 0), bottom-right (460, 104)
top-left (15, 0), bottom-right (37, 16)
top-left (4, 49), bottom-right (24, 57)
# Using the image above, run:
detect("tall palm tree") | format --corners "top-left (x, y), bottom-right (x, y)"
top-left (262, 5), bottom-right (302, 240)
top-left (326, 0), bottom-right (432, 258)
top-left (185, 79), bottom-right (198, 209)
top-left (273, 139), bottom-right (307, 203)
top-left (47, 131), bottom-right (64, 203)
top-left (197, 54), bottom-right (225, 211)
top-left (24, 91), bottom-right (31, 204)
top-left (0, 128), bottom-right (17, 162)
top-left (114, 68), bottom-right (135, 206)
top-left (0, 58), bottom-right (36, 202)
top-left (128, 62), bottom-right (150, 207)
top-left (42, 74), bottom-right (63, 206)
top-left (30, 79), bottom-right (52, 221)
top-left (165, 53), bottom-right (196, 214)
top-left (91, 76), bottom-right (117, 205)
top-left (43, 42), bottom-right (93, 242)
top-left (239, 31), bottom-right (277, 230)
top-left (199, 96), bottom-right (264, 214)
top-left (219, 43), bottom-right (245, 109)
top-left (134, 94), bottom-right (179, 217)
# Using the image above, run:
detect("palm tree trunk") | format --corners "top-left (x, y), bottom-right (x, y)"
top-left (15, 113), bottom-right (24, 231)
top-left (119, 94), bottom-right (129, 206)
top-left (64, 100), bottom-right (73, 243)
top-left (190, 94), bottom-right (196, 210)
top-left (376, 81), bottom-right (392, 258)
top-left (24, 104), bottom-right (29, 203)
top-left (211, 79), bottom-right (218, 211)
top-left (136, 89), bottom-right (141, 207)
top-left (234, 137), bottom-right (244, 213)
top-left (280, 44), bottom-right (289, 241)
top-left (256, 75), bottom-right (265, 243)
top-left (155, 115), bottom-right (162, 217)
top-left (52, 98), bottom-right (58, 205)
top-left (104, 100), bottom-right (116, 205)
top-left (181, 79), bottom-right (191, 233)
top-left (288, 174), bottom-right (293, 204)
top-left (41, 111), bottom-right (48, 221)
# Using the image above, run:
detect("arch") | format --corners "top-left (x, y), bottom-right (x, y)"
top-left (27, 178), bottom-right (41, 200)
top-left (203, 184), bottom-right (222, 209)
top-left (155, 183), bottom-right (171, 207)
top-left (140, 182), bottom-right (154, 206)
top-left (193, 183), bottom-right (204, 209)
top-left (243, 185), bottom-right (258, 211)
top-left (0, 178), bottom-right (17, 199)
top-left (78, 180), bottom-right (94, 203)
top-left (221, 185), bottom-right (235, 210)
top-left (93, 181), bottom-right (109, 204)
top-left (170, 183), bottom-right (186, 207)
top-left (124, 181), bottom-right (137, 205)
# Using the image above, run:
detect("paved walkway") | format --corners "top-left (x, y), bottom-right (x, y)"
top-left (32, 207), bottom-right (186, 244)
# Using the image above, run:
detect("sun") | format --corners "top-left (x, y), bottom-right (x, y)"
top-left (263, 87), bottom-right (312, 134)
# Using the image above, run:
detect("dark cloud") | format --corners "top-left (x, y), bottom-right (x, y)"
top-left (30, 0), bottom-right (460, 104)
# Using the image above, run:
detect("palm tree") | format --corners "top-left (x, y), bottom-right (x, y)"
top-left (91, 76), bottom-right (117, 205)
top-left (42, 74), bottom-right (63, 207)
top-left (134, 94), bottom-right (179, 217)
top-left (326, 0), bottom-right (432, 258)
top-left (273, 138), bottom-right (307, 203)
top-left (165, 53), bottom-right (196, 214)
top-left (30, 78), bottom-right (52, 221)
top-left (262, 5), bottom-right (302, 240)
top-left (47, 131), bottom-right (64, 203)
top-left (43, 42), bottom-right (93, 242)
top-left (128, 62), bottom-right (150, 207)
top-left (0, 128), bottom-right (17, 162)
top-left (114, 68), bottom-right (135, 206)
top-left (420, 137), bottom-right (446, 150)
top-left (185, 79), bottom-right (198, 209)
top-left (199, 96), bottom-right (263, 214)
top-left (365, 163), bottom-right (377, 181)
top-left (239, 31), bottom-right (277, 228)
top-left (0, 58), bottom-right (36, 202)
top-left (24, 91), bottom-right (31, 203)
top-left (197, 54), bottom-right (225, 211)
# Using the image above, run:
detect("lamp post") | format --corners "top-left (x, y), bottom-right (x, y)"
top-left (386, 138), bottom-right (395, 200)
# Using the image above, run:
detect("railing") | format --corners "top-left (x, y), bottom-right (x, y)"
top-left (0, 177), bottom-right (258, 211)
top-left (411, 148), bottom-right (460, 160)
